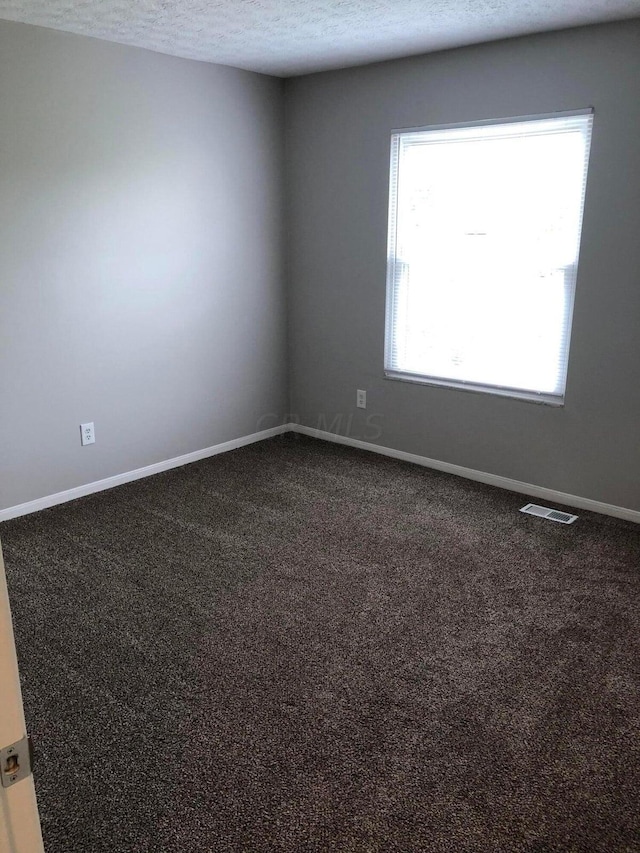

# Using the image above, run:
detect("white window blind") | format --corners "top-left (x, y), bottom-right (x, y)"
top-left (384, 110), bottom-right (593, 404)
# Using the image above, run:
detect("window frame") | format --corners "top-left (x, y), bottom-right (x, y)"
top-left (383, 109), bottom-right (594, 407)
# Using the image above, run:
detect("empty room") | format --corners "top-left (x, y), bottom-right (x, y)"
top-left (0, 1), bottom-right (639, 851)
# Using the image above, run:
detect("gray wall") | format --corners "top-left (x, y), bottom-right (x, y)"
top-left (2, 18), bottom-right (639, 515)
top-left (0, 21), bottom-right (287, 511)
top-left (285, 21), bottom-right (640, 511)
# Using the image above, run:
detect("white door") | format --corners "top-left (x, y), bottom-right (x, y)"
top-left (0, 540), bottom-right (44, 853)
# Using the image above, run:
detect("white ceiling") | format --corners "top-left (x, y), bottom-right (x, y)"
top-left (0, 0), bottom-right (639, 77)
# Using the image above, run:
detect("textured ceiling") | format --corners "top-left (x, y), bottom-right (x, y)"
top-left (0, 0), bottom-right (639, 77)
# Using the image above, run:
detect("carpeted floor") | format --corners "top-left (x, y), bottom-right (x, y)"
top-left (1, 434), bottom-right (639, 853)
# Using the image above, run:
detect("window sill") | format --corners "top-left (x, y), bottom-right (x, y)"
top-left (383, 370), bottom-right (565, 407)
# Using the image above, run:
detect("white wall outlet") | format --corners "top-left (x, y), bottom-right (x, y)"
top-left (80, 422), bottom-right (95, 446)
top-left (356, 389), bottom-right (366, 409)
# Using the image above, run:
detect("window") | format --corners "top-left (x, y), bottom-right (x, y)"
top-left (384, 110), bottom-right (593, 404)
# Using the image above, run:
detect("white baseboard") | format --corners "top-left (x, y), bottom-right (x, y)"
top-left (0, 424), bottom-right (290, 523)
top-left (2, 421), bottom-right (638, 525)
top-left (291, 424), bottom-right (640, 524)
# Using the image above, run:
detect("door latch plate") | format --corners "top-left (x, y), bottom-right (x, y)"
top-left (1, 735), bottom-right (33, 788)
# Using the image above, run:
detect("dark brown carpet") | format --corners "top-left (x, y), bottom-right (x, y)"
top-left (2, 434), bottom-right (639, 852)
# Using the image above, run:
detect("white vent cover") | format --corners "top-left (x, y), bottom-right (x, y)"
top-left (520, 504), bottom-right (578, 524)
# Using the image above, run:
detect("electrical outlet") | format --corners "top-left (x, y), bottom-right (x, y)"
top-left (80, 422), bottom-right (95, 446)
top-left (356, 389), bottom-right (366, 409)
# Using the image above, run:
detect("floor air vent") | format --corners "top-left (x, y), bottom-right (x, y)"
top-left (520, 504), bottom-right (578, 524)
